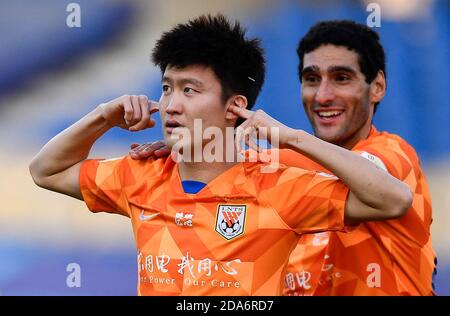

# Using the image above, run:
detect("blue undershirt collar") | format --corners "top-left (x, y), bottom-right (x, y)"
top-left (181, 180), bottom-right (207, 194)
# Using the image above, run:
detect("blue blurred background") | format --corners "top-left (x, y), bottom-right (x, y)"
top-left (0, 0), bottom-right (448, 295)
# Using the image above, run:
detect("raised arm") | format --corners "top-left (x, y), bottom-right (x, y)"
top-left (230, 106), bottom-right (413, 224)
top-left (29, 95), bottom-right (158, 200)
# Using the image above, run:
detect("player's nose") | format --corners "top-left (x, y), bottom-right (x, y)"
top-left (314, 80), bottom-right (335, 105)
top-left (165, 94), bottom-right (183, 114)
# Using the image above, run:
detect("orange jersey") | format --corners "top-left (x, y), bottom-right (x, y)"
top-left (79, 156), bottom-right (350, 295)
top-left (282, 126), bottom-right (436, 296)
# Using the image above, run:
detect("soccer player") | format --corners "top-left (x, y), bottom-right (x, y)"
top-left (131, 20), bottom-right (437, 296)
top-left (29, 15), bottom-right (412, 295)
top-left (281, 20), bottom-right (437, 296)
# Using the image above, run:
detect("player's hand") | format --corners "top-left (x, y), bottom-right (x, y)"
top-left (129, 141), bottom-right (170, 160)
top-left (230, 105), bottom-right (297, 153)
top-left (98, 95), bottom-right (159, 131)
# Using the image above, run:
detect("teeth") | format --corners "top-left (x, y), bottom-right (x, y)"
top-left (318, 111), bottom-right (342, 117)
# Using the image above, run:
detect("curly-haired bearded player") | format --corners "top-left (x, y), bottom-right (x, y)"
top-left (279, 20), bottom-right (437, 296)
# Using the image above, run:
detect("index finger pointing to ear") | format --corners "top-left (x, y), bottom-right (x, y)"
top-left (230, 105), bottom-right (253, 119)
top-left (148, 101), bottom-right (160, 114)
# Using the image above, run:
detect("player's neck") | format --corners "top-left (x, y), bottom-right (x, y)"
top-left (176, 138), bottom-right (242, 183)
top-left (178, 160), bottom-right (239, 184)
top-left (340, 121), bottom-right (373, 150)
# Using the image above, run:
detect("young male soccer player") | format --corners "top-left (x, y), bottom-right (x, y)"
top-left (29, 15), bottom-right (412, 295)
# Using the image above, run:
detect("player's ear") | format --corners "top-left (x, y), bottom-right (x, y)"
top-left (226, 95), bottom-right (248, 120)
top-left (370, 70), bottom-right (386, 105)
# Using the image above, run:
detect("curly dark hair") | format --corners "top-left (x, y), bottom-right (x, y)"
top-left (297, 20), bottom-right (386, 112)
top-left (152, 14), bottom-right (265, 112)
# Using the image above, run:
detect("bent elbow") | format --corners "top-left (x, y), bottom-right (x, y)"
top-left (392, 186), bottom-right (413, 219)
top-left (29, 158), bottom-right (47, 188)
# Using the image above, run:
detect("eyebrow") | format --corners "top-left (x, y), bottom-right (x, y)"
top-left (162, 76), bottom-right (205, 88)
top-left (327, 65), bottom-right (357, 75)
top-left (301, 65), bottom-right (357, 77)
top-left (301, 66), bottom-right (320, 77)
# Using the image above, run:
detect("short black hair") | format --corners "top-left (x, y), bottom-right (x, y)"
top-left (297, 20), bottom-right (386, 112)
top-left (152, 14), bottom-right (265, 112)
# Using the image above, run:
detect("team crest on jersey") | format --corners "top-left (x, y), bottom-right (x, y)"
top-left (215, 205), bottom-right (246, 240)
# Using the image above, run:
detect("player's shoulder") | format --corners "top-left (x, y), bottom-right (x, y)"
top-left (126, 154), bottom-right (174, 175)
top-left (360, 127), bottom-right (420, 162)
top-left (93, 154), bottom-right (174, 178)
top-left (242, 160), bottom-right (325, 186)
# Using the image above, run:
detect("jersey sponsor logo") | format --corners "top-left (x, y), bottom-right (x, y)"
top-left (285, 271), bottom-right (312, 291)
top-left (139, 209), bottom-right (160, 221)
top-left (175, 212), bottom-right (194, 227)
top-left (215, 205), bottom-right (246, 240)
top-left (312, 232), bottom-right (329, 246)
top-left (137, 251), bottom-right (243, 289)
top-left (360, 151), bottom-right (388, 172)
top-left (321, 254), bottom-right (334, 272)
top-left (318, 271), bottom-right (342, 286)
